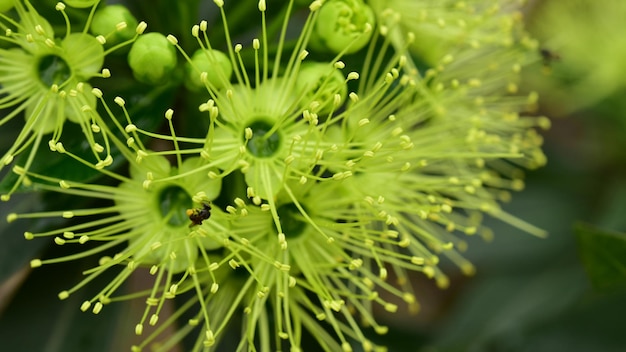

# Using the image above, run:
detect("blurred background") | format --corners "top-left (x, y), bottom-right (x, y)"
top-left (1, 0), bottom-right (625, 351)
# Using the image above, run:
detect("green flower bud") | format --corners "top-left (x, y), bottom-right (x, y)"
top-left (184, 48), bottom-right (232, 91)
top-left (91, 5), bottom-right (138, 44)
top-left (0, 0), bottom-right (14, 12)
top-left (128, 32), bottom-right (177, 85)
top-left (294, 62), bottom-right (347, 114)
top-left (63, 0), bottom-right (99, 8)
top-left (313, 0), bottom-right (375, 54)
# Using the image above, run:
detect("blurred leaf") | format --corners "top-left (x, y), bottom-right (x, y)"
top-left (0, 245), bottom-right (126, 352)
top-left (596, 180), bottom-right (626, 231)
top-left (575, 222), bottom-right (626, 292)
top-left (0, 192), bottom-right (50, 283)
top-left (424, 264), bottom-right (587, 352)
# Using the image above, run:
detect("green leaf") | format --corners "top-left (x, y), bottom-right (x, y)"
top-left (0, 250), bottom-right (126, 352)
top-left (425, 265), bottom-right (588, 352)
top-left (575, 222), bottom-right (626, 292)
top-left (0, 192), bottom-right (60, 283)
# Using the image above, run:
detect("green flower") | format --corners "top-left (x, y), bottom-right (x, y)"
top-left (7, 91), bottom-right (231, 344)
top-left (366, 0), bottom-right (549, 167)
top-left (0, 0), bottom-right (144, 200)
top-left (90, 4), bottom-right (139, 45)
top-left (368, 0), bottom-right (527, 64)
top-left (128, 32), bottom-right (178, 85)
top-left (311, 0), bottom-right (376, 54)
top-left (130, 266), bottom-right (247, 351)
top-left (167, 3), bottom-right (356, 201)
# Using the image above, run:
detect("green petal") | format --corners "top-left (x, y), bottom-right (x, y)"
top-left (244, 160), bottom-right (284, 199)
top-left (179, 156), bottom-right (222, 200)
top-left (130, 153), bottom-right (172, 180)
top-left (184, 48), bottom-right (233, 91)
top-left (61, 33), bottom-right (105, 78)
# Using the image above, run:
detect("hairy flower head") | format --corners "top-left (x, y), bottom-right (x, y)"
top-left (368, 0), bottom-right (528, 62)
top-left (7, 91), bottom-right (235, 345)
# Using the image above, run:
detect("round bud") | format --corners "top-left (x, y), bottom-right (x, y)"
top-left (63, 0), bottom-right (99, 8)
top-left (128, 33), bottom-right (177, 85)
top-left (0, 0), bottom-right (14, 12)
top-left (184, 49), bottom-right (232, 91)
top-left (312, 0), bottom-right (375, 54)
top-left (295, 62), bottom-right (347, 114)
top-left (91, 5), bottom-right (138, 44)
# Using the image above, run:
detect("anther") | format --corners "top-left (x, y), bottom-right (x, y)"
top-left (93, 302), bottom-right (103, 314)
top-left (136, 22), bottom-right (147, 34)
top-left (310, 1), bottom-right (322, 11)
top-left (116, 21), bottom-right (127, 31)
top-left (166, 34), bottom-right (178, 45)
top-left (229, 259), bottom-right (239, 269)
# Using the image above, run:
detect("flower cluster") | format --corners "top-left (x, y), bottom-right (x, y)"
top-left (2, 0), bottom-right (548, 351)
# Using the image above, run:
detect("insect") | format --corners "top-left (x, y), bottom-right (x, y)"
top-left (540, 48), bottom-right (561, 66)
top-left (186, 202), bottom-right (212, 227)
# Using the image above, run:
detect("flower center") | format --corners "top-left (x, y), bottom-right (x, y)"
top-left (37, 54), bottom-right (72, 87)
top-left (158, 185), bottom-right (192, 227)
top-left (277, 203), bottom-right (307, 239)
top-left (245, 119), bottom-right (282, 158)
